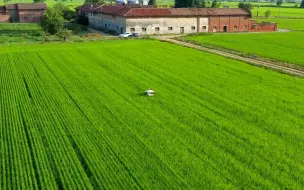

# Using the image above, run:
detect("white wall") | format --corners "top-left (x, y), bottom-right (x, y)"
top-left (88, 13), bottom-right (126, 33)
top-left (88, 14), bottom-right (209, 35)
top-left (126, 17), bottom-right (209, 35)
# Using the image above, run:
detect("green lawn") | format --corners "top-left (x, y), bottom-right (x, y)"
top-left (1, 40), bottom-right (304, 189)
top-left (184, 32), bottom-right (304, 67)
top-left (259, 18), bottom-right (304, 30)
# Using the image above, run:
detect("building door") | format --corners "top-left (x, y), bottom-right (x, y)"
top-left (105, 24), bottom-right (107, 30)
top-left (180, 27), bottom-right (184, 34)
top-left (223, 26), bottom-right (227, 32)
top-left (120, 27), bottom-right (123, 34)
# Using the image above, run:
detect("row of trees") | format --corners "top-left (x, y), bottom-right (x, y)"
top-left (175, 0), bottom-right (220, 8)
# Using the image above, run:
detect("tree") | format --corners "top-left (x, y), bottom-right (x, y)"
top-left (193, 0), bottom-right (202, 7)
top-left (148, 0), bottom-right (157, 5)
top-left (33, 0), bottom-right (46, 3)
top-left (85, 0), bottom-right (104, 3)
top-left (265, 9), bottom-right (271, 17)
top-left (300, 0), bottom-right (304, 8)
top-left (53, 3), bottom-right (76, 21)
top-left (276, 0), bottom-right (283, 6)
top-left (238, 2), bottom-right (253, 10)
top-left (40, 8), bottom-right (64, 35)
top-left (56, 28), bottom-right (72, 41)
top-left (211, 0), bottom-right (217, 7)
top-left (202, 0), bottom-right (206, 7)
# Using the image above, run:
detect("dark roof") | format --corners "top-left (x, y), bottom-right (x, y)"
top-left (17, 3), bottom-right (46, 10)
top-left (5, 3), bottom-right (46, 10)
top-left (77, 3), bottom-right (104, 12)
top-left (0, 6), bottom-right (6, 13)
top-left (89, 6), bottom-right (251, 17)
top-left (5, 4), bottom-right (17, 10)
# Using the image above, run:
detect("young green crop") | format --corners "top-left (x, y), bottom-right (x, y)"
top-left (184, 32), bottom-right (304, 67)
top-left (0, 40), bottom-right (303, 189)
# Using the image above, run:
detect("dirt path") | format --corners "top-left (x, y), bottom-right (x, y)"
top-left (160, 38), bottom-right (304, 77)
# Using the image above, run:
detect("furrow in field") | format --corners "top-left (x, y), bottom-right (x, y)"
top-left (38, 50), bottom-right (186, 189)
top-left (56, 49), bottom-right (274, 189)
top-left (34, 52), bottom-right (143, 189)
top-left (11, 52), bottom-right (94, 189)
top-left (72, 46), bottom-right (302, 189)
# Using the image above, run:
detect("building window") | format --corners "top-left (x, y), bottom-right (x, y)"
top-left (244, 25), bottom-right (248, 30)
top-left (130, 28), bottom-right (135, 32)
top-left (168, 27), bottom-right (173, 31)
top-left (155, 27), bottom-right (160, 31)
top-left (191, 26), bottom-right (196, 30)
top-left (213, 26), bottom-right (217, 29)
top-left (234, 26), bottom-right (238, 29)
top-left (202, 26), bottom-right (207, 30)
top-left (142, 28), bottom-right (147, 32)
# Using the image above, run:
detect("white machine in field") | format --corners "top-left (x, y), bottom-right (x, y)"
top-left (144, 88), bottom-right (155, 96)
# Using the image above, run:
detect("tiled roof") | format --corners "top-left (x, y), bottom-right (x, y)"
top-left (5, 4), bottom-right (16, 10)
top-left (88, 5), bottom-right (251, 17)
top-left (97, 5), bottom-right (123, 14)
top-left (77, 3), bottom-right (104, 12)
top-left (17, 3), bottom-right (46, 10)
top-left (120, 8), bottom-right (251, 17)
top-left (5, 3), bottom-right (46, 10)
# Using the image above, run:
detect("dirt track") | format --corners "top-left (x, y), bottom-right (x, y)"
top-left (160, 38), bottom-right (304, 77)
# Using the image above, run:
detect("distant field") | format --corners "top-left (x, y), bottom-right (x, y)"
top-left (259, 18), bottom-right (304, 30)
top-left (184, 32), bottom-right (304, 67)
top-left (221, 2), bottom-right (300, 8)
top-left (0, 0), bottom-right (83, 8)
top-left (252, 7), bottom-right (304, 17)
top-left (1, 40), bottom-right (304, 189)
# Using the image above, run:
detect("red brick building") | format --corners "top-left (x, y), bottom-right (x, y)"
top-left (0, 3), bottom-right (46, 23)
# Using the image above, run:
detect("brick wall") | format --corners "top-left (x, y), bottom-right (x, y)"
top-left (0, 13), bottom-right (9, 22)
top-left (251, 22), bottom-right (277, 32)
top-left (18, 10), bottom-right (44, 23)
top-left (209, 16), bottom-right (251, 33)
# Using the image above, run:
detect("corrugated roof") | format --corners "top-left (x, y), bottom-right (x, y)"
top-left (89, 6), bottom-right (251, 17)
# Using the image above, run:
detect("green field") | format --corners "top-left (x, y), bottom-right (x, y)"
top-left (1, 40), bottom-right (304, 189)
top-left (184, 32), bottom-right (304, 67)
top-left (0, 23), bottom-right (103, 44)
top-left (252, 7), bottom-right (304, 17)
top-left (0, 23), bottom-right (44, 43)
top-left (259, 18), bottom-right (304, 30)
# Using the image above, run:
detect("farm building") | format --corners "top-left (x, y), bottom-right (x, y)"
top-left (0, 3), bottom-right (46, 23)
top-left (76, 4), bottom-right (277, 35)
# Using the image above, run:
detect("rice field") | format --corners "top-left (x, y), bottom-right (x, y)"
top-left (184, 32), bottom-right (304, 67)
top-left (0, 40), bottom-right (303, 189)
